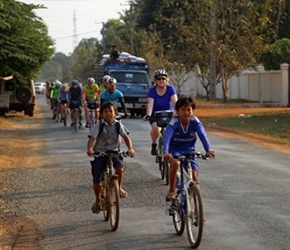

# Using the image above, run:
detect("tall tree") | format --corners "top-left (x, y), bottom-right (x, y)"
top-left (0, 0), bottom-right (54, 80)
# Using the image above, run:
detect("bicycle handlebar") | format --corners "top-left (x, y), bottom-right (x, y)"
top-left (173, 151), bottom-right (209, 160)
top-left (92, 149), bottom-right (129, 158)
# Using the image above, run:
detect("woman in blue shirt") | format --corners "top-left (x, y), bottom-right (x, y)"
top-left (142, 69), bottom-right (177, 155)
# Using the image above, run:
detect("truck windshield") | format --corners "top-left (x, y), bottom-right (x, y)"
top-left (111, 72), bottom-right (149, 84)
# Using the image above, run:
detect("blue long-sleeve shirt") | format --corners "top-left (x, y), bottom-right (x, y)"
top-left (162, 115), bottom-right (211, 155)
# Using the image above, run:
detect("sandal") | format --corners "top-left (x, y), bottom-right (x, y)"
top-left (119, 189), bottom-right (128, 198)
top-left (91, 202), bottom-right (101, 214)
top-left (165, 192), bottom-right (175, 202)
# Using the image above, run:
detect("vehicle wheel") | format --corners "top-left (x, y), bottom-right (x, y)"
top-left (28, 106), bottom-right (34, 117)
top-left (186, 183), bottom-right (204, 249)
top-left (109, 180), bottom-right (120, 231)
top-left (172, 192), bottom-right (186, 235)
top-left (16, 87), bottom-right (32, 103)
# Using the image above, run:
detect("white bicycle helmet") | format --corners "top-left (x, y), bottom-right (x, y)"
top-left (55, 80), bottom-right (62, 87)
top-left (108, 77), bottom-right (117, 85)
top-left (154, 69), bottom-right (168, 78)
top-left (87, 77), bottom-right (95, 84)
top-left (102, 75), bottom-right (111, 83)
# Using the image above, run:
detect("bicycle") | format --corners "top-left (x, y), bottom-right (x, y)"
top-left (167, 151), bottom-right (208, 249)
top-left (92, 149), bottom-right (128, 231)
top-left (55, 102), bottom-right (60, 123)
top-left (154, 110), bottom-right (173, 185)
top-left (87, 100), bottom-right (98, 130)
top-left (70, 100), bottom-right (82, 132)
top-left (60, 102), bottom-right (69, 127)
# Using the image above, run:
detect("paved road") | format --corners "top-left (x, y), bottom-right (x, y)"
top-left (1, 96), bottom-right (290, 250)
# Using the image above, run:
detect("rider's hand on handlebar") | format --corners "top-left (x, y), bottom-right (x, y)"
top-left (87, 148), bottom-right (94, 157)
top-left (127, 148), bottom-right (135, 157)
top-left (163, 153), bottom-right (173, 161)
top-left (206, 150), bottom-right (215, 158)
top-left (142, 114), bottom-right (150, 121)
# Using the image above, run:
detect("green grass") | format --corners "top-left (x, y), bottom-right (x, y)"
top-left (203, 112), bottom-right (290, 145)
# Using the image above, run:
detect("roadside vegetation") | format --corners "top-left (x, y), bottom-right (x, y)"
top-left (202, 111), bottom-right (290, 145)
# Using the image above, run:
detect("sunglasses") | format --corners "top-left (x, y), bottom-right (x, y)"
top-left (156, 77), bottom-right (166, 81)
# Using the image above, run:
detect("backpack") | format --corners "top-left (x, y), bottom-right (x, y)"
top-left (97, 120), bottom-right (121, 138)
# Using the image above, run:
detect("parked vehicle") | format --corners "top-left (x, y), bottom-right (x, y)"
top-left (96, 52), bottom-right (150, 117)
top-left (0, 76), bottom-right (35, 117)
top-left (34, 82), bottom-right (46, 94)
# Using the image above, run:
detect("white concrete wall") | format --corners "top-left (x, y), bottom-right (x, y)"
top-left (176, 64), bottom-right (289, 106)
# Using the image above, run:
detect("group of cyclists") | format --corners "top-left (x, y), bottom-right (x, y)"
top-left (45, 75), bottom-right (128, 128)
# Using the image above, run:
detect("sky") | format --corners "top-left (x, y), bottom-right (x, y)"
top-left (20, 0), bottom-right (129, 55)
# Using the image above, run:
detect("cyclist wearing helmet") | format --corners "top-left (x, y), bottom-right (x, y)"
top-left (50, 80), bottom-right (62, 121)
top-left (69, 79), bottom-right (83, 127)
top-left (99, 75), bottom-right (111, 92)
top-left (83, 77), bottom-right (100, 127)
top-left (100, 77), bottom-right (129, 117)
top-left (142, 69), bottom-right (177, 155)
top-left (57, 83), bottom-right (69, 123)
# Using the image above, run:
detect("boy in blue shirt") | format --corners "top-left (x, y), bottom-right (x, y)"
top-left (162, 96), bottom-right (215, 201)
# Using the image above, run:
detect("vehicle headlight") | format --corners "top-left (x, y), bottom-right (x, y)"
top-left (138, 98), bottom-right (147, 102)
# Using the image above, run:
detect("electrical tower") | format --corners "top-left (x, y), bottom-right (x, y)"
top-left (73, 9), bottom-right (78, 51)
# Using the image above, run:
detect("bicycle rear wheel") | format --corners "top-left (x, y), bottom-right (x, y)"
top-left (109, 179), bottom-right (120, 231)
top-left (164, 158), bottom-right (169, 185)
top-left (55, 105), bottom-right (60, 122)
top-left (63, 109), bottom-right (67, 127)
top-left (172, 192), bottom-right (186, 235)
top-left (158, 137), bottom-right (164, 179)
top-left (74, 109), bottom-right (79, 132)
top-left (186, 183), bottom-right (204, 249)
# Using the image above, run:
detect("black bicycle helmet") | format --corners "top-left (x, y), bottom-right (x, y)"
top-left (154, 69), bottom-right (168, 78)
top-left (71, 79), bottom-right (79, 85)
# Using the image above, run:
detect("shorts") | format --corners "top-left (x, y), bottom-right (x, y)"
top-left (52, 98), bottom-right (58, 107)
top-left (87, 100), bottom-right (98, 110)
top-left (90, 155), bottom-right (124, 183)
top-left (69, 100), bottom-right (81, 109)
top-left (182, 159), bottom-right (198, 171)
top-left (60, 100), bottom-right (68, 104)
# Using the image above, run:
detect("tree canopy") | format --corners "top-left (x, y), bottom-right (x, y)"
top-left (0, 0), bottom-right (54, 80)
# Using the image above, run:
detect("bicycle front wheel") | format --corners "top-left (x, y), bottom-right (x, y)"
top-left (102, 184), bottom-right (109, 221)
top-left (186, 183), bottom-right (204, 249)
top-left (172, 192), bottom-right (186, 235)
top-left (109, 179), bottom-right (120, 231)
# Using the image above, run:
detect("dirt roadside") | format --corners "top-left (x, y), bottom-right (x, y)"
top-left (0, 104), bottom-right (289, 248)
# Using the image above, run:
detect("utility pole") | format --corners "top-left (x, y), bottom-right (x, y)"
top-left (101, 22), bottom-right (106, 50)
top-left (209, 1), bottom-right (216, 100)
top-left (121, 1), bottom-right (134, 53)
